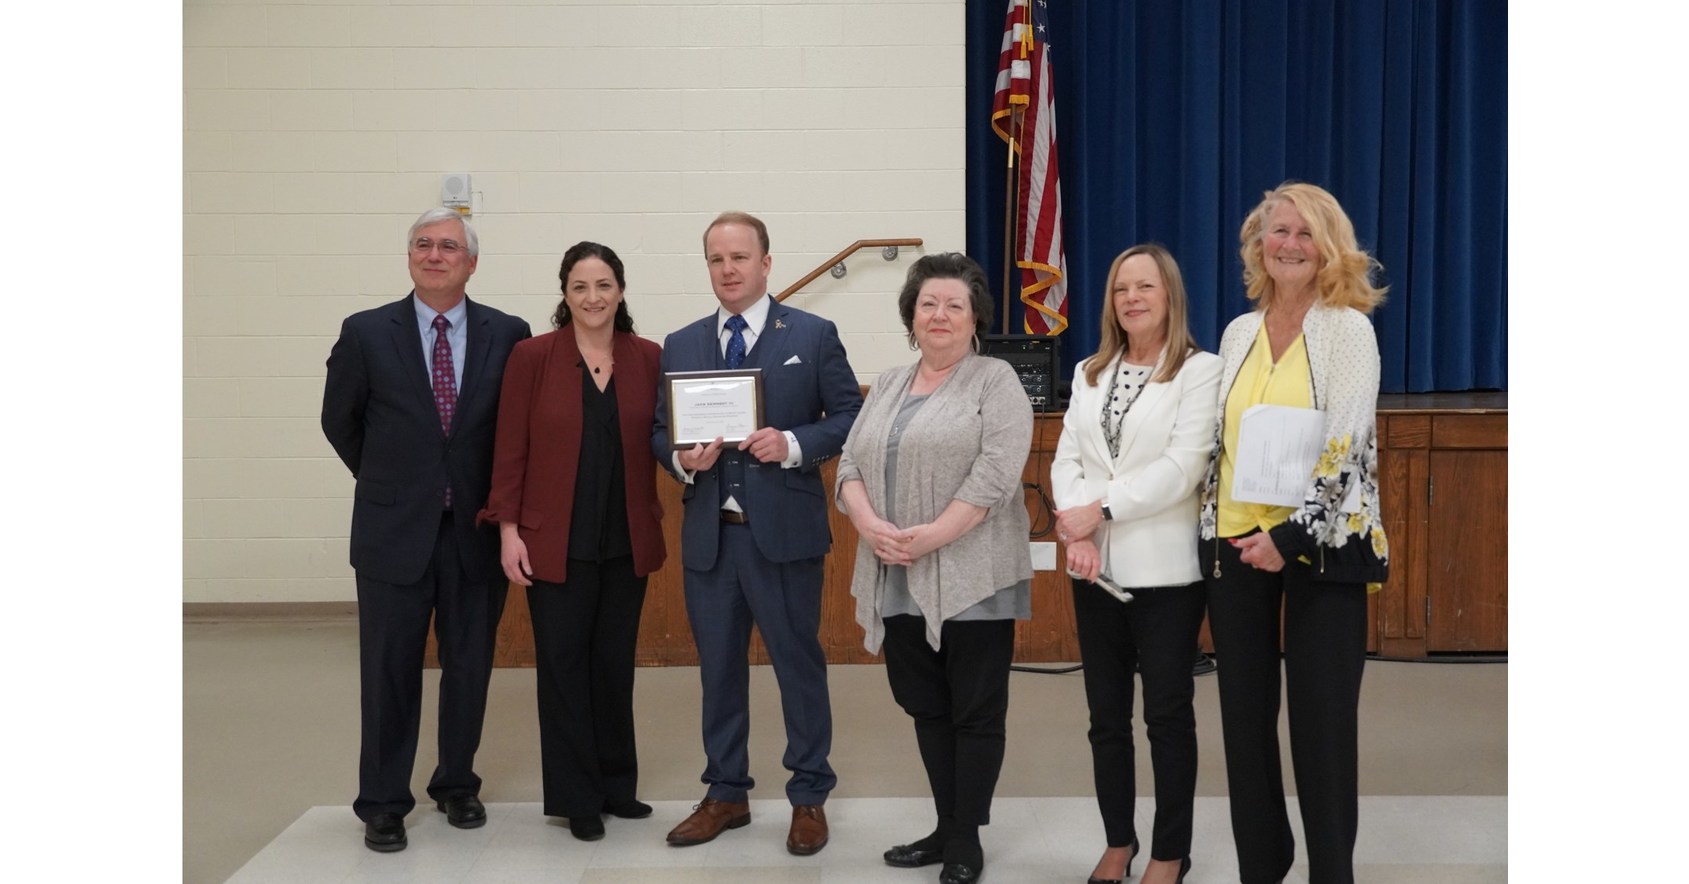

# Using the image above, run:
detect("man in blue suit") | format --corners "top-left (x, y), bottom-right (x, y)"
top-left (653, 211), bottom-right (862, 856)
top-left (322, 208), bottom-right (530, 853)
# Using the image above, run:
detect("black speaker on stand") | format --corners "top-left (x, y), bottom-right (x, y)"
top-left (981, 334), bottom-right (1062, 410)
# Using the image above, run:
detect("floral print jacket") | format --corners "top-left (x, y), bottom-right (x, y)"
top-left (1199, 304), bottom-right (1389, 584)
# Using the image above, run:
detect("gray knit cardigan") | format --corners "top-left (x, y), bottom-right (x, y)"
top-left (835, 353), bottom-right (1034, 652)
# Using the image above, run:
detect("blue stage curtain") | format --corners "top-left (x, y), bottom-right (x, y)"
top-left (965, 0), bottom-right (1507, 393)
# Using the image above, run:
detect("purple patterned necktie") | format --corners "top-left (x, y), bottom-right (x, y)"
top-left (431, 314), bottom-right (456, 506)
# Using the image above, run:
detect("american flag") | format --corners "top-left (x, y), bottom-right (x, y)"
top-left (991, 0), bottom-right (1068, 335)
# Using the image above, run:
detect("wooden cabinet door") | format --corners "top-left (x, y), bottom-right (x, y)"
top-left (1427, 450), bottom-right (1508, 651)
top-left (1374, 414), bottom-right (1430, 657)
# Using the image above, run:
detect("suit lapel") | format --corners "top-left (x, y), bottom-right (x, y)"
top-left (387, 294), bottom-right (439, 425)
top-left (555, 327), bottom-right (586, 420)
top-left (702, 315), bottom-right (726, 370)
top-left (747, 298), bottom-right (789, 370)
top-left (1076, 379), bottom-right (1114, 469)
top-left (451, 298), bottom-right (495, 438)
top-left (1115, 379), bottom-right (1168, 463)
top-left (612, 332), bottom-right (644, 445)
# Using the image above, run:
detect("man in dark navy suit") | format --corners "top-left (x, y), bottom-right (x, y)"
top-left (653, 212), bottom-right (862, 856)
top-left (321, 208), bottom-right (531, 852)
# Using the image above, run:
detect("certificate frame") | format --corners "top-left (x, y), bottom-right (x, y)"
top-left (665, 369), bottom-right (765, 449)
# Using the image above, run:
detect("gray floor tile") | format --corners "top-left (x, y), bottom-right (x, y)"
top-left (188, 620), bottom-right (1507, 883)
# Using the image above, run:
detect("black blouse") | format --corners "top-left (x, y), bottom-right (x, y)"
top-left (567, 367), bottom-right (633, 562)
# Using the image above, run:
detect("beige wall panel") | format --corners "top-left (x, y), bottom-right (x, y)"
top-left (266, 6), bottom-right (354, 47)
top-left (185, 0), bottom-right (968, 603)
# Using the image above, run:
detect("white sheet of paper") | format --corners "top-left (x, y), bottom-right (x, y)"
top-left (1232, 405), bottom-right (1326, 508)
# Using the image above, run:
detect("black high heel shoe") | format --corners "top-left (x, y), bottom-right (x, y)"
top-left (1176, 855), bottom-right (1192, 883)
top-left (1085, 834), bottom-right (1139, 884)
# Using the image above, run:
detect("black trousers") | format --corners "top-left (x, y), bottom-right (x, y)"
top-left (354, 514), bottom-right (507, 821)
top-left (881, 614), bottom-right (1015, 830)
top-left (1203, 533), bottom-right (1368, 884)
top-left (527, 556), bottom-right (649, 817)
top-left (1071, 578), bottom-right (1207, 860)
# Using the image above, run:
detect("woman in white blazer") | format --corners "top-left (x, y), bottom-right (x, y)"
top-left (1051, 244), bottom-right (1220, 884)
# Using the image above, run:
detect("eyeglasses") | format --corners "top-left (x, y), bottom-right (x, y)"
top-left (410, 238), bottom-right (465, 256)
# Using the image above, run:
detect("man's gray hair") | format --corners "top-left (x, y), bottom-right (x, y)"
top-left (407, 208), bottom-right (479, 258)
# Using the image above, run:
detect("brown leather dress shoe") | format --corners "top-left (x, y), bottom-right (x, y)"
top-left (786, 804), bottom-right (829, 856)
top-left (665, 797), bottom-right (751, 846)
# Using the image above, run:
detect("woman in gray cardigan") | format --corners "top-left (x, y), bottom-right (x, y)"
top-left (836, 253), bottom-right (1033, 884)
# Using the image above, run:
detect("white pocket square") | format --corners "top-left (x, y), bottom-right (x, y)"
top-left (783, 355), bottom-right (802, 365)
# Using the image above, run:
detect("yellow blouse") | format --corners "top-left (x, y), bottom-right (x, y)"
top-left (1216, 324), bottom-right (1313, 538)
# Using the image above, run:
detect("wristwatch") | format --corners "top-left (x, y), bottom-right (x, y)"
top-left (1100, 502), bottom-right (1114, 521)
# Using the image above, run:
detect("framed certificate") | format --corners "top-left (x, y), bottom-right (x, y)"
top-left (665, 369), bottom-right (765, 449)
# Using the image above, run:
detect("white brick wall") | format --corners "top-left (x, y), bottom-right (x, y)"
top-left (183, 0), bottom-right (968, 603)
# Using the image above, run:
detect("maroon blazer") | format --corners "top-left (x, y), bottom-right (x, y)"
top-left (478, 328), bottom-right (666, 584)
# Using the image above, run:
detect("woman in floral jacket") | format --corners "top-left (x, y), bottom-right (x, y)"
top-left (1200, 182), bottom-right (1388, 884)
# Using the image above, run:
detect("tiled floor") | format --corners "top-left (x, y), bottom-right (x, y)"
top-left (228, 796), bottom-right (1506, 883)
top-left (185, 619), bottom-right (1507, 883)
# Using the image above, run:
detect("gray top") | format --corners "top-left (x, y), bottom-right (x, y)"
top-left (837, 353), bottom-right (1035, 653)
top-left (881, 394), bottom-right (1030, 622)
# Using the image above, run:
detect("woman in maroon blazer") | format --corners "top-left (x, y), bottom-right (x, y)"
top-left (479, 241), bottom-right (666, 841)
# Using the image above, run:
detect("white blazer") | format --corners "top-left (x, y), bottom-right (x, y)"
top-left (1051, 348), bottom-right (1222, 588)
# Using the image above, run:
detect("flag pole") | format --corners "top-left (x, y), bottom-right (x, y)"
top-left (1001, 106), bottom-right (1019, 335)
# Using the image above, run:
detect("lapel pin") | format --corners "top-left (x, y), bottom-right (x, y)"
top-left (774, 319), bottom-right (787, 329)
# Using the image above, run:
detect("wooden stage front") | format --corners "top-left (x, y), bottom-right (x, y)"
top-left (433, 394), bottom-right (1506, 668)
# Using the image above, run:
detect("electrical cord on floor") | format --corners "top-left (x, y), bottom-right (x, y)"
top-left (1013, 650), bottom-right (1219, 676)
top-left (1010, 661), bottom-right (1084, 674)
top-left (1012, 652), bottom-right (1507, 676)
top-left (1367, 654), bottom-right (1508, 664)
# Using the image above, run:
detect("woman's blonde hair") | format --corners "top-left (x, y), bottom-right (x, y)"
top-left (1081, 243), bottom-right (1201, 387)
top-left (1239, 181), bottom-right (1386, 314)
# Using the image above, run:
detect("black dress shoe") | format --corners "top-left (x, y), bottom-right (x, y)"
top-left (603, 797), bottom-right (653, 819)
top-left (883, 841), bottom-right (944, 868)
top-left (569, 815), bottom-right (606, 841)
top-left (364, 813), bottom-right (407, 852)
top-left (939, 861), bottom-right (983, 884)
top-left (436, 794), bottom-right (487, 829)
top-left (940, 840), bottom-right (984, 884)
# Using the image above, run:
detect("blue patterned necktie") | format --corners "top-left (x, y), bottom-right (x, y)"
top-left (724, 314), bottom-right (748, 369)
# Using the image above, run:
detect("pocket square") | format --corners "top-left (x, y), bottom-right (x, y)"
top-left (783, 355), bottom-right (802, 366)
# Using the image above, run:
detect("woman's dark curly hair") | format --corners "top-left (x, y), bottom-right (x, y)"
top-left (553, 241), bottom-right (636, 332)
top-left (896, 252), bottom-right (994, 350)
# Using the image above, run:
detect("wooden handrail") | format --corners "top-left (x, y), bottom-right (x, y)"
top-left (775, 238), bottom-right (924, 302)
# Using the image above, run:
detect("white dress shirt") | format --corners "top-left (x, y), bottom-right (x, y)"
top-left (673, 296), bottom-right (804, 498)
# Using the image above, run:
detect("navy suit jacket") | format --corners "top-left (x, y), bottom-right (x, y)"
top-left (322, 294), bottom-right (532, 586)
top-left (653, 297), bottom-right (862, 571)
